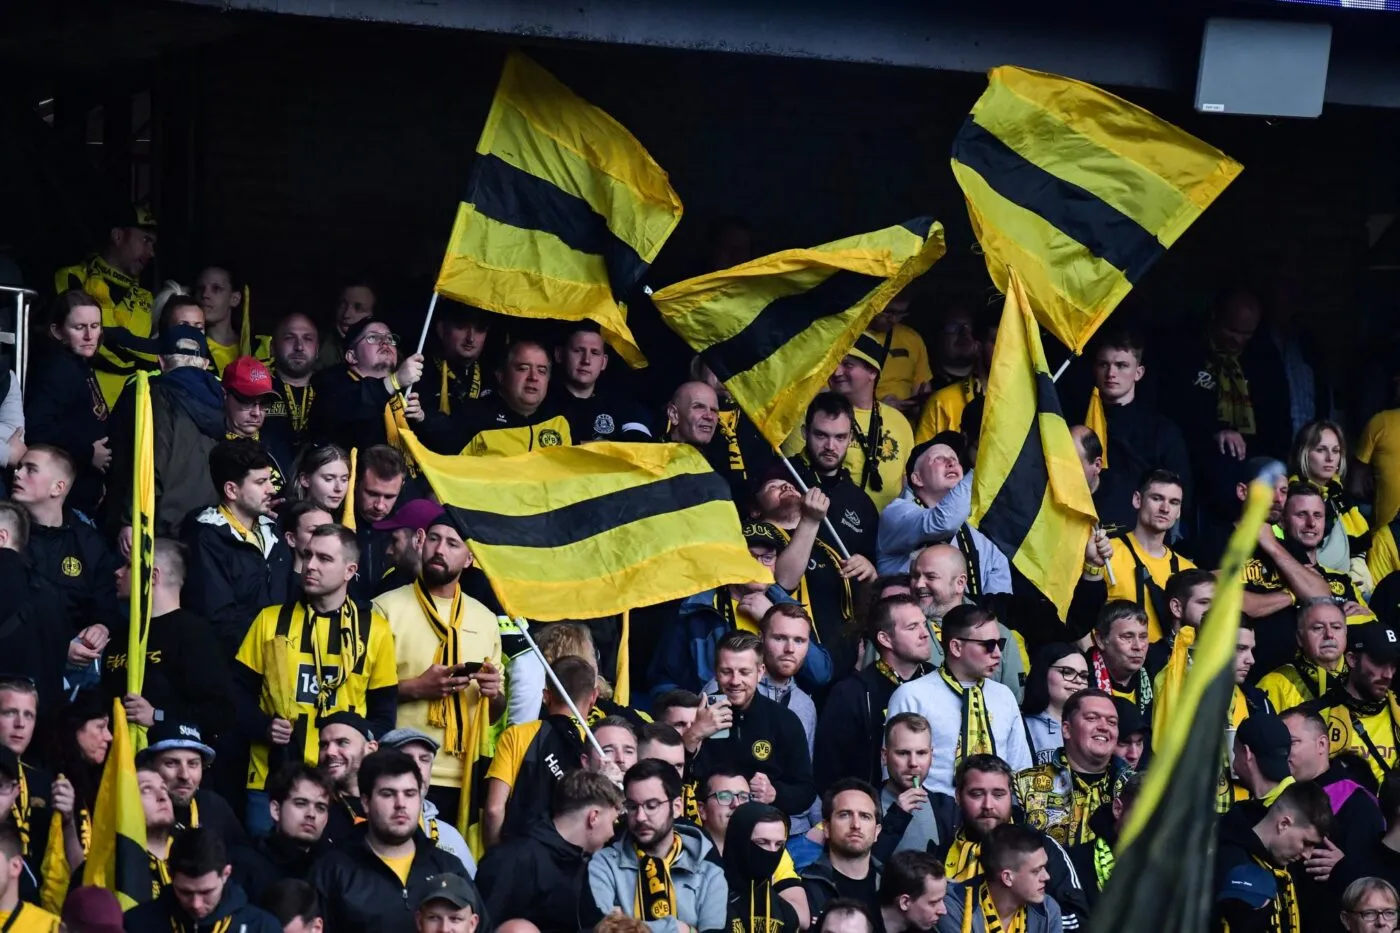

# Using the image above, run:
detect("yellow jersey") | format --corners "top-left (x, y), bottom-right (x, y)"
top-left (235, 599), bottom-right (398, 789)
top-left (375, 582), bottom-right (502, 788)
top-left (914, 377), bottom-right (980, 443)
top-left (874, 324), bottom-right (933, 404)
top-left (0, 904), bottom-right (60, 933)
top-left (1322, 696), bottom-right (1400, 782)
top-left (1256, 659), bottom-right (1346, 713)
top-left (55, 255), bottom-right (155, 407)
top-left (1359, 409), bottom-right (1400, 528)
top-left (1105, 532), bottom-right (1195, 643)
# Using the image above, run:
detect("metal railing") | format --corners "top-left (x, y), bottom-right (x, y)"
top-left (0, 285), bottom-right (32, 392)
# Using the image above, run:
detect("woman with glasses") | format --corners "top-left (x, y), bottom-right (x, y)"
top-left (1342, 877), bottom-right (1400, 933)
top-left (1020, 643), bottom-right (1090, 764)
top-left (292, 443), bottom-right (351, 519)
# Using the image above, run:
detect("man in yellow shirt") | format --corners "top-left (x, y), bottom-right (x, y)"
top-left (374, 511), bottom-right (504, 826)
top-left (1356, 403), bottom-right (1400, 528)
top-left (1106, 470), bottom-right (1195, 643)
top-left (0, 822), bottom-right (58, 931)
top-left (914, 306), bottom-right (996, 444)
top-left (234, 524), bottom-right (398, 835)
top-left (1319, 622), bottom-right (1400, 782)
top-left (871, 293), bottom-right (933, 418)
top-left (785, 334), bottom-right (912, 513)
top-left (1256, 598), bottom-right (1349, 712)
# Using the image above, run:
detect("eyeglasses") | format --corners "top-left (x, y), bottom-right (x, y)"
top-left (359, 333), bottom-right (399, 347)
top-left (623, 798), bottom-right (674, 817)
top-left (1346, 909), bottom-right (1399, 924)
top-left (1050, 665), bottom-right (1090, 685)
top-left (705, 790), bottom-right (752, 807)
top-left (955, 637), bottom-right (1006, 653)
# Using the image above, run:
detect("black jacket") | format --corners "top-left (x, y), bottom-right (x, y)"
top-left (309, 825), bottom-right (487, 933)
top-left (0, 550), bottom-right (72, 716)
top-left (476, 818), bottom-right (602, 933)
top-left (231, 830), bottom-right (331, 903)
top-left (307, 365), bottom-right (394, 452)
top-left (181, 508), bottom-right (292, 656)
top-left (813, 666), bottom-right (908, 790)
top-left (787, 455), bottom-right (880, 560)
top-left (173, 788), bottom-right (248, 847)
top-left (1213, 806), bottom-right (1290, 933)
top-left (800, 852), bottom-right (882, 919)
top-left (691, 693), bottom-right (815, 818)
top-left (26, 513), bottom-right (122, 634)
top-left (1067, 802), bottom-right (1118, 915)
top-left (561, 389), bottom-right (652, 442)
top-left (101, 608), bottom-right (234, 738)
top-left (124, 880), bottom-right (281, 933)
top-left (24, 344), bottom-right (108, 515)
top-left (1086, 398), bottom-right (1194, 535)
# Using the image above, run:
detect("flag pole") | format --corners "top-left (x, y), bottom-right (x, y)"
top-left (399, 292), bottom-right (440, 400)
top-left (777, 454), bottom-right (853, 561)
top-left (1051, 356), bottom-right (1072, 382)
top-left (514, 618), bottom-right (608, 761)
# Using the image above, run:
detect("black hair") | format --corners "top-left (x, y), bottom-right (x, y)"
top-left (357, 748), bottom-right (421, 797)
top-left (266, 763), bottom-right (335, 805)
top-left (261, 879), bottom-right (322, 927)
top-left (209, 439), bottom-right (273, 499)
top-left (167, 827), bottom-right (228, 879)
top-left (1020, 642), bottom-right (1086, 716)
top-left (623, 758), bottom-right (682, 800)
top-left (804, 392), bottom-right (856, 432)
top-left (878, 850), bottom-right (946, 907)
top-left (821, 778), bottom-right (880, 825)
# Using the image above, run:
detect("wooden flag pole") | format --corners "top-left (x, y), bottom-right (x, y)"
top-left (777, 453), bottom-right (853, 561)
top-left (514, 618), bottom-right (609, 761)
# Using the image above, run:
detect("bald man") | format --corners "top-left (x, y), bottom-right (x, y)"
top-left (667, 382), bottom-right (719, 447)
top-left (908, 544), bottom-right (1027, 700)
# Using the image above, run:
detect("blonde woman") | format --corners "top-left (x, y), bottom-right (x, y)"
top-left (1290, 420), bottom-right (1373, 592)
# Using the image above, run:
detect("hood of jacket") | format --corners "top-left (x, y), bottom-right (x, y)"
top-left (156, 366), bottom-right (226, 439)
top-left (527, 816), bottom-right (590, 865)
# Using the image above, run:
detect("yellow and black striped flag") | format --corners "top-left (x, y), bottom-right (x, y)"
top-left (398, 428), bottom-right (770, 620)
top-left (127, 373), bottom-right (154, 749)
top-left (970, 268), bottom-right (1097, 619)
top-left (435, 51), bottom-right (683, 367)
top-left (83, 702), bottom-right (152, 911)
top-left (952, 66), bottom-right (1242, 353)
top-left (651, 219), bottom-right (945, 447)
top-left (1094, 470), bottom-right (1277, 932)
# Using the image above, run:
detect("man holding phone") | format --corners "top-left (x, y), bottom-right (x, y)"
top-left (374, 510), bottom-right (505, 825)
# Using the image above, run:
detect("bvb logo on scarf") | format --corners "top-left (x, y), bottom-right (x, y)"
top-left (636, 834), bottom-right (683, 920)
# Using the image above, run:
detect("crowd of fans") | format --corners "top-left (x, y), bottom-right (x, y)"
top-left (2, 210), bottom-right (1400, 933)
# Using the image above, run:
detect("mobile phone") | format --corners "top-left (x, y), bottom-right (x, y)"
top-left (456, 661), bottom-right (485, 677)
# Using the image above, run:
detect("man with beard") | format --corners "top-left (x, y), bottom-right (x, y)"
top-left (231, 764), bottom-right (333, 903)
top-left (1105, 471), bottom-right (1195, 643)
top-left (1318, 622), bottom-right (1400, 783)
top-left (419, 339), bottom-right (571, 457)
top-left (316, 712), bottom-right (378, 842)
top-left (800, 780), bottom-right (881, 915)
top-left (908, 545), bottom-right (1026, 700)
top-left (421, 302), bottom-right (493, 416)
top-left (264, 312), bottom-right (321, 449)
top-left (1258, 599), bottom-right (1350, 712)
top-left (876, 436), bottom-right (1008, 597)
top-left (874, 714), bottom-right (952, 858)
top-left (370, 499), bottom-right (440, 597)
top-left (378, 728), bottom-right (474, 871)
top-left (308, 318), bottom-right (426, 454)
top-left (184, 440), bottom-right (292, 655)
top-left (931, 756), bottom-right (1088, 930)
top-left (753, 476), bottom-right (872, 674)
top-left (1086, 603), bottom-right (1155, 726)
top-left (783, 393), bottom-right (880, 559)
top-left (588, 759), bottom-right (727, 933)
top-left (1014, 690), bottom-right (1134, 847)
top-left (375, 512), bottom-right (504, 824)
top-left (1245, 483), bottom-right (1371, 681)
top-left (557, 324), bottom-right (651, 442)
top-left (348, 445), bottom-right (407, 601)
top-left (938, 824), bottom-right (1062, 933)
top-left (815, 596), bottom-right (930, 789)
top-left (137, 720), bottom-right (244, 844)
top-left (234, 524), bottom-right (396, 834)
top-left (310, 750), bottom-right (478, 933)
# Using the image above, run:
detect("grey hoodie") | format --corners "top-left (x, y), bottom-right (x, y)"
top-left (588, 822), bottom-right (728, 933)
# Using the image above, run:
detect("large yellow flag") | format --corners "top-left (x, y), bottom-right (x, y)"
top-left (1096, 470), bottom-right (1278, 932)
top-left (652, 219), bottom-right (945, 447)
top-left (435, 51), bottom-right (683, 367)
top-left (127, 372), bottom-right (154, 752)
top-left (952, 65), bottom-right (1242, 353)
top-left (83, 702), bottom-right (152, 911)
top-left (399, 429), bottom-right (770, 620)
top-left (970, 268), bottom-right (1097, 618)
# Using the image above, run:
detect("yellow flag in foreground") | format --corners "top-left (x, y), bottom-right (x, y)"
top-left (83, 702), bottom-right (152, 911)
top-left (970, 268), bottom-right (1097, 619)
top-left (127, 373), bottom-right (154, 754)
top-left (952, 65), bottom-right (1241, 353)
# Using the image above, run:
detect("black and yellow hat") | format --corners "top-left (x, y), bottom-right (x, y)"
top-left (847, 331), bottom-right (888, 372)
top-left (741, 520), bottom-right (786, 550)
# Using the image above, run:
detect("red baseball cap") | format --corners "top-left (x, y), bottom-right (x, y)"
top-left (222, 356), bottom-right (278, 401)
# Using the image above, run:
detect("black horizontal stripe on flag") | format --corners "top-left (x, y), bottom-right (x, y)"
top-left (446, 470), bottom-right (730, 549)
top-left (114, 833), bottom-right (152, 905)
top-left (900, 217), bottom-right (936, 239)
top-left (952, 118), bottom-right (1165, 284)
top-left (976, 372), bottom-right (1064, 557)
top-left (700, 270), bottom-right (883, 383)
top-left (1093, 669), bottom-right (1235, 931)
top-left (467, 153), bottom-right (649, 301)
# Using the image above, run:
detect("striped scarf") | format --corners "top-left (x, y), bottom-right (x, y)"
top-left (635, 833), bottom-right (684, 921)
top-left (944, 829), bottom-right (981, 882)
top-left (415, 579), bottom-right (469, 755)
top-left (941, 667), bottom-right (994, 763)
top-left (1207, 344), bottom-right (1256, 436)
top-left (1089, 646), bottom-right (1153, 715)
top-left (967, 882), bottom-right (1026, 933)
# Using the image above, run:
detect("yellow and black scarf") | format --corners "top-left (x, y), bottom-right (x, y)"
top-left (875, 658), bottom-right (930, 687)
top-left (716, 405), bottom-right (746, 478)
top-left (416, 578), bottom-right (470, 755)
top-left (968, 881), bottom-right (1027, 933)
top-left (1289, 653), bottom-right (1347, 703)
top-left (1252, 855), bottom-right (1300, 933)
top-left (282, 383), bottom-right (314, 435)
top-left (851, 405), bottom-right (885, 493)
top-left (941, 667), bottom-right (994, 763)
top-left (1091, 837), bottom-right (1114, 892)
top-left (945, 829), bottom-right (981, 882)
top-left (11, 766), bottom-right (30, 857)
top-left (171, 914), bottom-right (233, 933)
top-left (305, 601), bottom-right (368, 715)
top-left (635, 833), bottom-right (684, 921)
top-left (437, 359), bottom-right (485, 415)
top-left (174, 798), bottom-right (200, 833)
top-left (1206, 343), bottom-right (1255, 436)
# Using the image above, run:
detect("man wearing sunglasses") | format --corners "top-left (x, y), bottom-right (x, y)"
top-left (887, 606), bottom-right (1032, 797)
top-left (307, 318), bottom-right (425, 453)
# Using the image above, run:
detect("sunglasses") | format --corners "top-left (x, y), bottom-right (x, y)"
top-left (954, 636), bottom-right (1006, 653)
